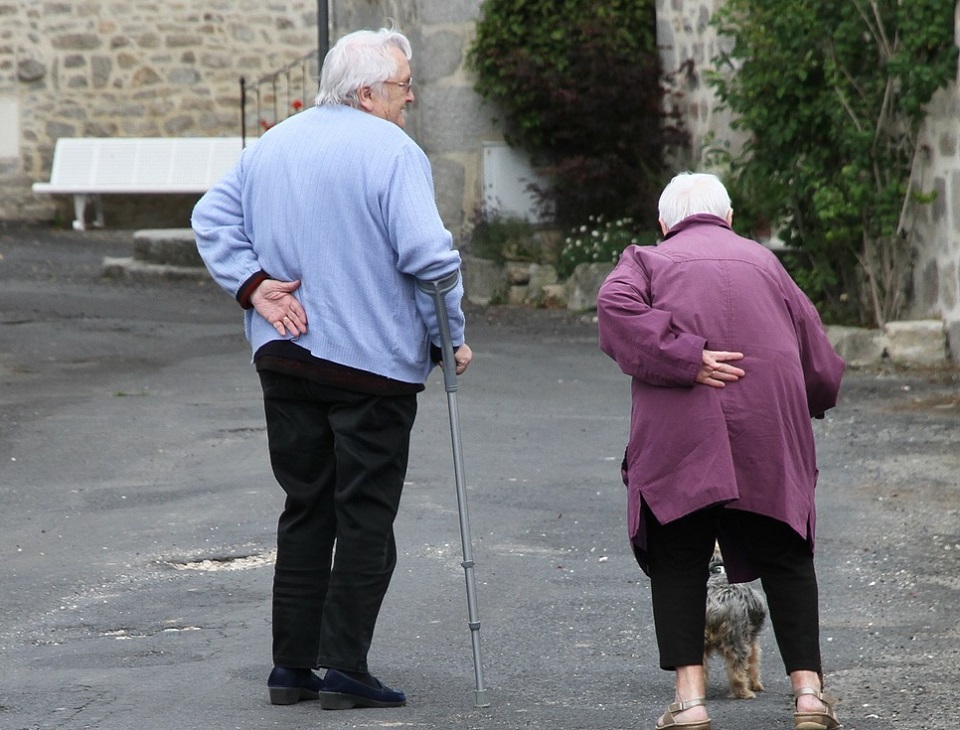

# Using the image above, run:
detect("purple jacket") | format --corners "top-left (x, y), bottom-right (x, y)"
top-left (597, 214), bottom-right (844, 580)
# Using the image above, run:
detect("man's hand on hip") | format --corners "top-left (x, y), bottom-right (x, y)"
top-left (251, 279), bottom-right (308, 337)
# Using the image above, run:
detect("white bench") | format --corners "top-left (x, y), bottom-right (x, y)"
top-left (32, 137), bottom-right (245, 230)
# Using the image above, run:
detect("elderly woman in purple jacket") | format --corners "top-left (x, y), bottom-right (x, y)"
top-left (597, 173), bottom-right (845, 730)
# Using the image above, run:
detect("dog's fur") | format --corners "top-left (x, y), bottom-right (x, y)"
top-left (704, 547), bottom-right (767, 698)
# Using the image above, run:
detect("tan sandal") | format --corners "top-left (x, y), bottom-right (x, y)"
top-left (656, 697), bottom-right (711, 730)
top-left (794, 686), bottom-right (841, 730)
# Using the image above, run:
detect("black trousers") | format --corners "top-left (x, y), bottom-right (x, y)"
top-left (259, 370), bottom-right (417, 673)
top-left (645, 506), bottom-right (822, 675)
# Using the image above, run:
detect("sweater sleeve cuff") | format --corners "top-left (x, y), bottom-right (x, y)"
top-left (429, 343), bottom-right (461, 364)
top-left (237, 270), bottom-right (271, 309)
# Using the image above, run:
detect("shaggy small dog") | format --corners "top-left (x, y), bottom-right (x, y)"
top-left (704, 548), bottom-right (767, 699)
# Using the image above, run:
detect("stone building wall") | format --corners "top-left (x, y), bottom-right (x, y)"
top-left (329, 0), bottom-right (497, 236)
top-left (0, 0), bottom-right (498, 236)
top-left (906, 4), bottom-right (960, 360)
top-left (655, 0), bottom-right (746, 168)
top-left (0, 0), bottom-right (318, 226)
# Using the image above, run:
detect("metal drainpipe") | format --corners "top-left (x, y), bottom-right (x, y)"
top-left (317, 0), bottom-right (329, 76)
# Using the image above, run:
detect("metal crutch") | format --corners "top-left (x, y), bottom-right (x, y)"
top-left (417, 271), bottom-right (489, 708)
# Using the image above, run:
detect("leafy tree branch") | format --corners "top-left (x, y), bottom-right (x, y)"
top-left (709, 0), bottom-right (957, 326)
top-left (467, 0), bottom-right (686, 229)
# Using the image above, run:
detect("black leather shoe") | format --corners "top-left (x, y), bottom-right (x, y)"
top-left (318, 668), bottom-right (406, 709)
top-left (267, 666), bottom-right (323, 705)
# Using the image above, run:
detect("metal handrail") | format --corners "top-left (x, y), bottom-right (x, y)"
top-left (240, 49), bottom-right (319, 147)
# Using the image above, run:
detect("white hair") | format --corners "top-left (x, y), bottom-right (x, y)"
top-left (658, 172), bottom-right (733, 230)
top-left (315, 27), bottom-right (412, 107)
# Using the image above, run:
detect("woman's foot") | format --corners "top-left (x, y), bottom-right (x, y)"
top-left (656, 697), bottom-right (710, 730)
top-left (794, 687), bottom-right (841, 730)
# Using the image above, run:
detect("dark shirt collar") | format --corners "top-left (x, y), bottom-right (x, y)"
top-left (661, 213), bottom-right (732, 242)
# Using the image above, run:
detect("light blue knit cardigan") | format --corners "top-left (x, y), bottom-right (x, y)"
top-left (192, 105), bottom-right (465, 384)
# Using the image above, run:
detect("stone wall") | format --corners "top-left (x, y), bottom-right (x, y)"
top-left (655, 0), bottom-right (746, 168)
top-left (0, 0), bottom-right (498, 236)
top-left (1, 0), bottom-right (317, 226)
top-left (906, 4), bottom-right (960, 361)
top-left (330, 0), bottom-right (497, 237)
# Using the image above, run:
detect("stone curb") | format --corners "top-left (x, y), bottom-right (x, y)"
top-left (102, 228), bottom-right (208, 281)
top-left (102, 256), bottom-right (210, 281)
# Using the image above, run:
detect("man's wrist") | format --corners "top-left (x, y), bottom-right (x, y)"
top-left (237, 270), bottom-right (271, 309)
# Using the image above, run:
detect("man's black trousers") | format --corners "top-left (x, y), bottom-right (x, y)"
top-left (259, 370), bottom-right (417, 673)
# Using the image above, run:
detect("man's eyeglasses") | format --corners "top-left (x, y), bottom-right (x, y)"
top-left (383, 78), bottom-right (414, 92)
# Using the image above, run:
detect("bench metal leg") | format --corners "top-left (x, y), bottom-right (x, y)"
top-left (72, 194), bottom-right (105, 231)
top-left (92, 195), bottom-right (105, 229)
top-left (72, 195), bottom-right (88, 230)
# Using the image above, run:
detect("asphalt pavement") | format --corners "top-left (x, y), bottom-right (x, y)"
top-left (1, 222), bottom-right (958, 730)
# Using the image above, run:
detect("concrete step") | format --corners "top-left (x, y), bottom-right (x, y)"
top-left (133, 228), bottom-right (203, 267)
top-left (102, 227), bottom-right (208, 280)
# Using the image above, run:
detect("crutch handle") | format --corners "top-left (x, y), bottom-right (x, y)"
top-left (417, 271), bottom-right (460, 392)
top-left (417, 270), bottom-right (460, 297)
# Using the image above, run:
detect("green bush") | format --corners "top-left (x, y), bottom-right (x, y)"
top-left (557, 216), bottom-right (657, 279)
top-left (468, 0), bottom-right (685, 228)
top-left (464, 205), bottom-right (538, 264)
top-left (709, 0), bottom-right (958, 326)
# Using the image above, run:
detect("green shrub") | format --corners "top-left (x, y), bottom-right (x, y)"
top-left (709, 0), bottom-right (958, 326)
top-left (557, 216), bottom-right (657, 279)
top-left (468, 0), bottom-right (685, 228)
top-left (465, 205), bottom-right (538, 264)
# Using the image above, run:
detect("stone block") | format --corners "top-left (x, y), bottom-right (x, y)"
top-left (541, 284), bottom-right (568, 309)
top-left (419, 29), bottom-right (465, 84)
top-left (421, 0), bottom-right (481, 24)
top-left (102, 256), bottom-right (208, 281)
top-left (461, 253), bottom-right (503, 306)
top-left (431, 155), bottom-right (465, 230)
top-left (884, 319), bottom-right (948, 367)
top-left (507, 285), bottom-right (529, 305)
top-left (419, 86), bottom-right (500, 153)
top-left (947, 320), bottom-right (960, 365)
top-left (53, 34), bottom-right (102, 51)
top-left (533, 229), bottom-right (563, 266)
top-left (133, 228), bottom-right (202, 267)
top-left (565, 262), bottom-right (614, 312)
top-left (825, 326), bottom-right (887, 368)
top-left (525, 263), bottom-right (558, 303)
top-left (17, 58), bottom-right (45, 82)
top-left (528, 262), bottom-right (558, 287)
top-left (505, 261), bottom-right (530, 285)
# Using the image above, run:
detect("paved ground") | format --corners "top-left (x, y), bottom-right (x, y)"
top-left (1, 222), bottom-right (958, 730)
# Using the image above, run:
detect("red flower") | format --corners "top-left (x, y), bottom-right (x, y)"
top-left (259, 100), bottom-right (304, 134)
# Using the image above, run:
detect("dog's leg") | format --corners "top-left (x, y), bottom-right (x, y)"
top-left (747, 640), bottom-right (764, 692)
top-left (723, 648), bottom-right (755, 699)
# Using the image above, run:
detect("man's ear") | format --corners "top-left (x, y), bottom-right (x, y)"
top-left (659, 218), bottom-right (669, 236)
top-left (726, 209), bottom-right (734, 226)
top-left (356, 86), bottom-right (375, 112)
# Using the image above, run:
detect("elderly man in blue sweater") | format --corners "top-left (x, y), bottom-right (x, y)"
top-left (192, 27), bottom-right (472, 710)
